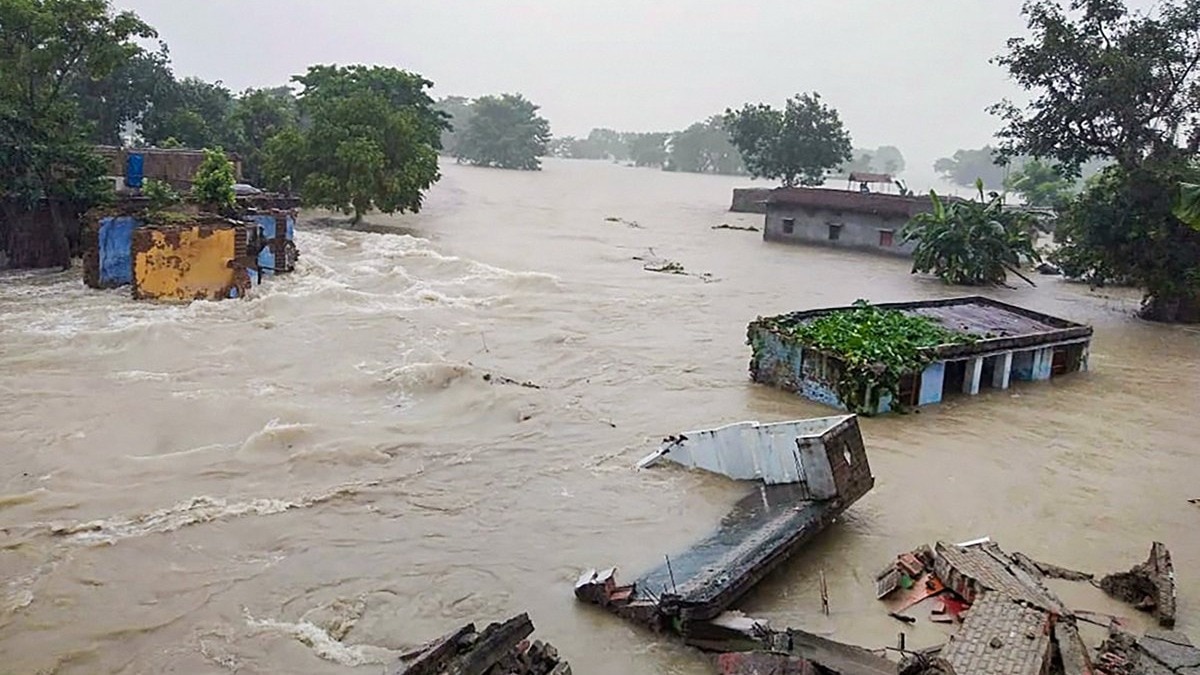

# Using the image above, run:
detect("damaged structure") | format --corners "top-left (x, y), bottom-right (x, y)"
top-left (748, 297), bottom-right (1093, 413)
top-left (578, 415), bottom-right (893, 674)
top-left (388, 613), bottom-right (570, 675)
top-left (82, 197), bottom-right (299, 302)
top-left (877, 539), bottom-right (1184, 675)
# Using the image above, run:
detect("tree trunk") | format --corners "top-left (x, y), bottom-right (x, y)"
top-left (2, 201), bottom-right (71, 270)
top-left (1140, 290), bottom-right (1200, 323)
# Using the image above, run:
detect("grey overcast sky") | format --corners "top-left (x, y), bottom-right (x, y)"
top-left (109, 2), bottom-right (1121, 186)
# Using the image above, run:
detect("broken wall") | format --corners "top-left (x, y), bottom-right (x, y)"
top-left (131, 224), bottom-right (253, 302)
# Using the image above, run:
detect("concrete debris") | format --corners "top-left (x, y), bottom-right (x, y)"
top-left (388, 613), bottom-right (570, 675)
top-left (638, 415), bottom-right (864, 489)
top-left (1095, 625), bottom-right (1200, 675)
top-left (880, 539), bottom-right (1192, 675)
top-left (577, 415), bottom-right (881, 674)
top-left (1100, 542), bottom-right (1177, 628)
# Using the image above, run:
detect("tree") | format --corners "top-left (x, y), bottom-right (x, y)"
top-left (435, 95), bottom-right (473, 156)
top-left (723, 93), bottom-right (853, 187)
top-left (625, 132), bottom-right (669, 167)
top-left (665, 117), bottom-right (744, 174)
top-left (992, 0), bottom-right (1200, 322)
top-left (455, 93), bottom-right (551, 170)
top-left (140, 76), bottom-right (238, 149)
top-left (191, 147), bottom-right (236, 211)
top-left (71, 41), bottom-right (174, 145)
top-left (230, 87), bottom-right (298, 187)
top-left (263, 64), bottom-right (447, 223)
top-left (933, 146), bottom-right (1011, 189)
top-left (901, 181), bottom-right (1040, 286)
top-left (1004, 158), bottom-right (1073, 209)
top-left (0, 0), bottom-right (154, 268)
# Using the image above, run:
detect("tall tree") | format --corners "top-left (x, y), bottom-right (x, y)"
top-left (71, 42), bottom-right (174, 145)
top-left (723, 93), bottom-right (853, 187)
top-left (140, 77), bottom-right (238, 149)
top-left (0, 0), bottom-right (154, 268)
top-left (230, 87), bottom-right (298, 187)
top-left (455, 93), bottom-right (551, 170)
top-left (993, 0), bottom-right (1200, 322)
top-left (665, 117), bottom-right (744, 175)
top-left (263, 64), bottom-right (447, 223)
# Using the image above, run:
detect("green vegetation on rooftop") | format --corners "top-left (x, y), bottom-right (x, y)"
top-left (756, 300), bottom-right (976, 414)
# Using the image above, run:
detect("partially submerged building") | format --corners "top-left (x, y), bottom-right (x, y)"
top-left (762, 187), bottom-right (940, 256)
top-left (748, 297), bottom-right (1093, 413)
top-left (576, 416), bottom-right (889, 673)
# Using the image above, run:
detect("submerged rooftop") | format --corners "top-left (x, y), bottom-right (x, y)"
top-left (763, 296), bottom-right (1092, 358)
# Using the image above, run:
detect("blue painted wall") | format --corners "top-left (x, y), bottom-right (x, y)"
top-left (98, 216), bottom-right (140, 287)
top-left (249, 213), bottom-right (296, 274)
top-left (919, 362), bottom-right (946, 406)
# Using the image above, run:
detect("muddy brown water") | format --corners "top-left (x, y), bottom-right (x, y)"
top-left (1, 158), bottom-right (1197, 674)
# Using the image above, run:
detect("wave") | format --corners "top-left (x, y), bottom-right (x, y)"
top-left (47, 481), bottom-right (372, 545)
top-left (244, 596), bottom-right (398, 668)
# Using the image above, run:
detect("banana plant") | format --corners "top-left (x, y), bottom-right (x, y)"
top-left (901, 179), bottom-right (1040, 286)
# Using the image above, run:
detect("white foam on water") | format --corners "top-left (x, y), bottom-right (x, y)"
top-left (244, 597), bottom-right (398, 668)
top-left (46, 481), bottom-right (372, 545)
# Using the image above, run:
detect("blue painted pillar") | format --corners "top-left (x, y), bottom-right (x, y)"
top-left (1033, 348), bottom-right (1053, 381)
top-left (991, 352), bottom-right (1013, 389)
top-left (963, 357), bottom-right (984, 395)
top-left (919, 362), bottom-right (945, 406)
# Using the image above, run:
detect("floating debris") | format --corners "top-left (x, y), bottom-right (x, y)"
top-left (1100, 541), bottom-right (1176, 628)
top-left (711, 223), bottom-right (760, 232)
top-left (388, 613), bottom-right (570, 675)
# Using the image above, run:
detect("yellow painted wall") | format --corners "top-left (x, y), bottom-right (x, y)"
top-left (133, 227), bottom-right (239, 302)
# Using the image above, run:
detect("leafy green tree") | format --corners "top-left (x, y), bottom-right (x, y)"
top-left (263, 64), bottom-right (446, 223)
top-left (190, 147), bottom-right (237, 210)
top-left (230, 87), bottom-right (298, 187)
top-left (71, 42), bottom-right (174, 145)
top-left (1004, 159), bottom-right (1073, 209)
top-left (455, 93), bottom-right (551, 170)
top-left (992, 0), bottom-right (1200, 322)
top-left (140, 77), bottom-right (238, 149)
top-left (626, 132), bottom-right (670, 167)
top-left (665, 117), bottom-right (744, 175)
top-left (1, 0), bottom-right (154, 269)
top-left (902, 181), bottom-right (1040, 286)
top-left (723, 92), bottom-right (853, 187)
top-left (585, 128), bottom-right (628, 161)
top-left (933, 146), bottom-right (1010, 189)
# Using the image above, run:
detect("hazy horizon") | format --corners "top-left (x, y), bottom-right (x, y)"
top-left (110, 1), bottom-right (1155, 190)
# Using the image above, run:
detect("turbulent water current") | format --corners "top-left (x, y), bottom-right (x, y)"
top-left (1, 159), bottom-right (1198, 673)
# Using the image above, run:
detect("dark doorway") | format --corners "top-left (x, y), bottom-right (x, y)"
top-left (942, 360), bottom-right (967, 399)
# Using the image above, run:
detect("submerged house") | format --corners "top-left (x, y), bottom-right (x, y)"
top-left (762, 187), bottom-right (943, 256)
top-left (748, 296), bottom-right (1093, 413)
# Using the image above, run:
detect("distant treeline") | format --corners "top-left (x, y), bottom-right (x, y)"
top-left (537, 123), bottom-right (906, 179)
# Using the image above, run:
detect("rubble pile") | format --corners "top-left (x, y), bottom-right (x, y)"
top-left (876, 539), bottom-right (1187, 675)
top-left (388, 613), bottom-right (570, 675)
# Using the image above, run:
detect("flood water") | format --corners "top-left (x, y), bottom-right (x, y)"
top-left (1, 158), bottom-right (1198, 674)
